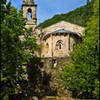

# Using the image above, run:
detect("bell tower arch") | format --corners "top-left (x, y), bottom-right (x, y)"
top-left (22, 0), bottom-right (37, 30)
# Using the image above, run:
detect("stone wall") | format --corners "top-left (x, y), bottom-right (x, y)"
top-left (41, 33), bottom-right (80, 58)
top-left (40, 21), bottom-right (84, 58)
top-left (40, 57), bottom-right (71, 97)
top-left (42, 21), bottom-right (85, 35)
top-left (41, 57), bottom-right (70, 69)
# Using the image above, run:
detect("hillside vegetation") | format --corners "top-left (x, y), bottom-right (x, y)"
top-left (38, 3), bottom-right (93, 29)
top-left (59, 0), bottom-right (99, 99)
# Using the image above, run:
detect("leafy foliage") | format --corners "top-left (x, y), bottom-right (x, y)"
top-left (59, 0), bottom-right (99, 99)
top-left (38, 3), bottom-right (93, 29)
top-left (1, 1), bottom-right (40, 100)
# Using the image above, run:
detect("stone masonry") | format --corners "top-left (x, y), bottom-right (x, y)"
top-left (21, 0), bottom-right (85, 99)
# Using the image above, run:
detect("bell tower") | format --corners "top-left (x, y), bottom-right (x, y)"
top-left (22, 0), bottom-right (37, 30)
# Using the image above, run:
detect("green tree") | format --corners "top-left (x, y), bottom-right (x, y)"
top-left (59, 0), bottom-right (99, 99)
top-left (1, 1), bottom-right (39, 100)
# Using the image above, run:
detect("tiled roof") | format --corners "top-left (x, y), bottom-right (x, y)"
top-left (42, 29), bottom-right (80, 40)
top-left (51, 29), bottom-right (78, 35)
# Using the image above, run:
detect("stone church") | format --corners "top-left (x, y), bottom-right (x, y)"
top-left (22, 0), bottom-right (85, 68)
top-left (22, 0), bottom-right (85, 98)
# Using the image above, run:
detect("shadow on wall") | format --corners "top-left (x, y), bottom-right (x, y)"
top-left (9, 56), bottom-right (57, 100)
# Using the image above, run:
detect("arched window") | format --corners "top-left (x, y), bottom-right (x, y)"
top-left (56, 40), bottom-right (63, 50)
top-left (27, 8), bottom-right (32, 20)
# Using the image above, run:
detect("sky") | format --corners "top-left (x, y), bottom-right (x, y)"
top-left (7, 0), bottom-right (87, 25)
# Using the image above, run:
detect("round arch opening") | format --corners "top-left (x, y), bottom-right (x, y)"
top-left (27, 8), bottom-right (32, 20)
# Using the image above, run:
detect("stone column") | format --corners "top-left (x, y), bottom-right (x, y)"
top-left (68, 34), bottom-right (70, 56)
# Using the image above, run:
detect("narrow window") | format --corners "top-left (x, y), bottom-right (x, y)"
top-left (59, 43), bottom-right (61, 49)
top-left (27, 8), bottom-right (32, 20)
top-left (56, 40), bottom-right (63, 50)
top-left (46, 43), bottom-right (49, 48)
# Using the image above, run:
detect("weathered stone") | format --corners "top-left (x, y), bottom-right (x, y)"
top-left (21, 0), bottom-right (85, 99)
top-left (43, 96), bottom-right (74, 100)
top-left (22, 0), bottom-right (37, 30)
top-left (40, 28), bottom-right (84, 58)
top-left (31, 96), bottom-right (38, 100)
top-left (42, 21), bottom-right (84, 35)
